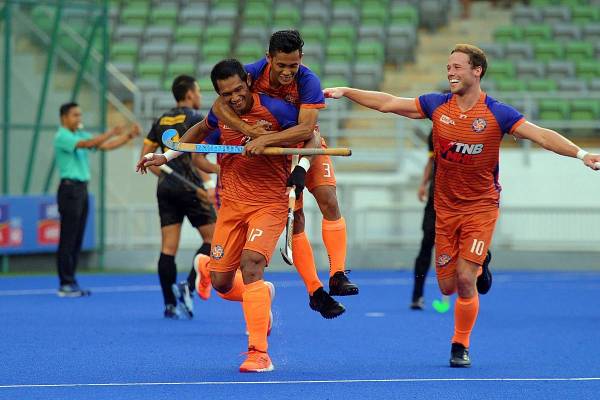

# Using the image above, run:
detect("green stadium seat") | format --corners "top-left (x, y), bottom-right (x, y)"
top-left (149, 7), bottom-right (178, 27)
top-left (493, 26), bottom-right (523, 44)
top-left (561, 0), bottom-right (587, 7)
top-left (326, 40), bottom-right (354, 63)
top-left (571, 6), bottom-right (600, 26)
top-left (201, 40), bottom-right (231, 63)
top-left (243, 6), bottom-right (271, 27)
top-left (322, 77), bottom-right (351, 88)
top-left (576, 60), bottom-right (600, 80)
top-left (332, 0), bottom-right (359, 7)
top-left (175, 25), bottom-right (203, 45)
top-left (273, 6), bottom-right (301, 27)
top-left (355, 41), bottom-right (384, 63)
top-left (167, 62), bottom-right (195, 78)
top-left (523, 25), bottom-right (552, 43)
top-left (565, 42), bottom-right (594, 62)
top-left (390, 5), bottom-right (419, 26)
top-left (197, 77), bottom-right (214, 92)
top-left (204, 26), bottom-right (234, 42)
top-left (329, 25), bottom-right (357, 43)
top-left (495, 79), bottom-right (526, 92)
top-left (361, 1), bottom-right (387, 26)
top-left (137, 61), bottom-right (164, 81)
top-left (570, 99), bottom-right (600, 120)
top-left (111, 42), bottom-right (138, 63)
top-left (527, 79), bottom-right (557, 92)
top-left (534, 41), bottom-right (564, 61)
top-left (302, 24), bottom-right (327, 43)
top-left (121, 4), bottom-right (149, 27)
top-left (530, 0), bottom-right (553, 6)
top-left (486, 60), bottom-right (516, 80)
top-left (235, 42), bottom-right (264, 62)
top-left (538, 99), bottom-right (570, 120)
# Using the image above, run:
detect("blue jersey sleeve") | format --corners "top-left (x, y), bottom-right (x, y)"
top-left (486, 96), bottom-right (525, 134)
top-left (245, 58), bottom-right (268, 82)
top-left (417, 93), bottom-right (452, 120)
top-left (297, 66), bottom-right (325, 108)
top-left (206, 108), bottom-right (219, 129)
top-left (203, 129), bottom-right (221, 145)
top-left (259, 94), bottom-right (299, 129)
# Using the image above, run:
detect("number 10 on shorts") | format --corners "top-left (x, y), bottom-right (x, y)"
top-left (470, 239), bottom-right (485, 256)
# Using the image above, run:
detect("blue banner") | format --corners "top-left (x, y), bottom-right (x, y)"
top-left (0, 195), bottom-right (95, 255)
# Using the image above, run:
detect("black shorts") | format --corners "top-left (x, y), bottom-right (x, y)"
top-left (157, 186), bottom-right (217, 228)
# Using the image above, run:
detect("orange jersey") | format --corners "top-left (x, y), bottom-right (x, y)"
top-left (416, 92), bottom-right (525, 213)
top-left (245, 58), bottom-right (326, 110)
top-left (206, 93), bottom-right (299, 206)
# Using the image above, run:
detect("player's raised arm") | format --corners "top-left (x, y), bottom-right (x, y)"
top-left (512, 121), bottom-right (600, 170)
top-left (323, 87), bottom-right (423, 119)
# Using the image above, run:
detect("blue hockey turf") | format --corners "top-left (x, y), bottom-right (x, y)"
top-left (1, 270), bottom-right (599, 399)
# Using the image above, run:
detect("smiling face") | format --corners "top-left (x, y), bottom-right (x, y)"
top-left (267, 50), bottom-right (302, 86)
top-left (447, 51), bottom-right (482, 95)
top-left (216, 74), bottom-right (253, 115)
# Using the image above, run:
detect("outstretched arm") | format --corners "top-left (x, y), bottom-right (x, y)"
top-left (100, 124), bottom-right (140, 151)
top-left (513, 121), bottom-right (600, 170)
top-left (323, 87), bottom-right (423, 119)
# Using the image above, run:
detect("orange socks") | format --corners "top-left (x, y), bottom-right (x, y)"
top-left (452, 295), bottom-right (480, 348)
top-left (292, 232), bottom-right (323, 295)
top-left (217, 270), bottom-right (245, 302)
top-left (242, 280), bottom-right (271, 352)
top-left (322, 217), bottom-right (347, 276)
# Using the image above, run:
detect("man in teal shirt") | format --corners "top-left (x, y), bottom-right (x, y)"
top-left (54, 102), bottom-right (139, 297)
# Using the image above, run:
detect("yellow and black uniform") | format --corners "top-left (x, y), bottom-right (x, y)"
top-left (145, 107), bottom-right (216, 228)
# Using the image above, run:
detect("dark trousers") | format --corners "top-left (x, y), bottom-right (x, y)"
top-left (56, 179), bottom-right (89, 286)
top-left (412, 200), bottom-right (436, 301)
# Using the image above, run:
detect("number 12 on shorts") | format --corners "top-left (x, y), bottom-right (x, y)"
top-left (470, 239), bottom-right (485, 256)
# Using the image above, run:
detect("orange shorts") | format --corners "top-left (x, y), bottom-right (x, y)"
top-left (295, 148), bottom-right (337, 211)
top-left (207, 198), bottom-right (287, 273)
top-left (434, 208), bottom-right (499, 280)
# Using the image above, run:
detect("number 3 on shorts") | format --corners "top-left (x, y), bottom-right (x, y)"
top-left (323, 163), bottom-right (331, 178)
top-left (470, 239), bottom-right (485, 256)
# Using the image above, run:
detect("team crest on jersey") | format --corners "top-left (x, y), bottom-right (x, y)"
top-left (212, 245), bottom-right (224, 260)
top-left (256, 120), bottom-right (273, 131)
top-left (437, 254), bottom-right (452, 267)
top-left (284, 94), bottom-right (298, 104)
top-left (471, 118), bottom-right (487, 133)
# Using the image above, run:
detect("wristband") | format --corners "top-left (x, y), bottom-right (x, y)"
top-left (164, 150), bottom-right (183, 161)
top-left (577, 149), bottom-right (589, 160)
top-left (298, 157), bottom-right (311, 172)
top-left (204, 180), bottom-right (216, 189)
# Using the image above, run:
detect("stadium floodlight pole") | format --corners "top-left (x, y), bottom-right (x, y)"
top-left (23, 0), bottom-right (63, 194)
top-left (98, 0), bottom-right (109, 270)
top-left (161, 129), bottom-right (353, 156)
top-left (2, 1), bottom-right (12, 273)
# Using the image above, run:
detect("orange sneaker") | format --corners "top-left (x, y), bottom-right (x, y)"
top-left (239, 349), bottom-right (274, 373)
top-left (193, 254), bottom-right (211, 300)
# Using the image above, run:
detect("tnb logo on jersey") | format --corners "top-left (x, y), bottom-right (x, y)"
top-left (472, 118), bottom-right (487, 133)
top-left (439, 137), bottom-right (484, 165)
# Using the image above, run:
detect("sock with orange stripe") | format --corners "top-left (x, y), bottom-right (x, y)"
top-left (322, 217), bottom-right (347, 277)
top-left (292, 232), bottom-right (323, 295)
top-left (242, 280), bottom-right (271, 352)
top-left (452, 295), bottom-right (480, 348)
top-left (216, 270), bottom-right (245, 302)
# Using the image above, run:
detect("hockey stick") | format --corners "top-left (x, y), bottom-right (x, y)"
top-left (162, 129), bottom-right (352, 156)
top-left (159, 164), bottom-right (201, 191)
top-left (280, 155), bottom-right (299, 266)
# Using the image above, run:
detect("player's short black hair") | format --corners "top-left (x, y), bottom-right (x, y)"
top-left (172, 75), bottom-right (197, 101)
top-left (59, 102), bottom-right (79, 117)
top-left (268, 30), bottom-right (304, 56)
top-left (210, 59), bottom-right (247, 93)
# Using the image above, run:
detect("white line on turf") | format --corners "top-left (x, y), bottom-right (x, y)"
top-left (1, 377), bottom-right (600, 389)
